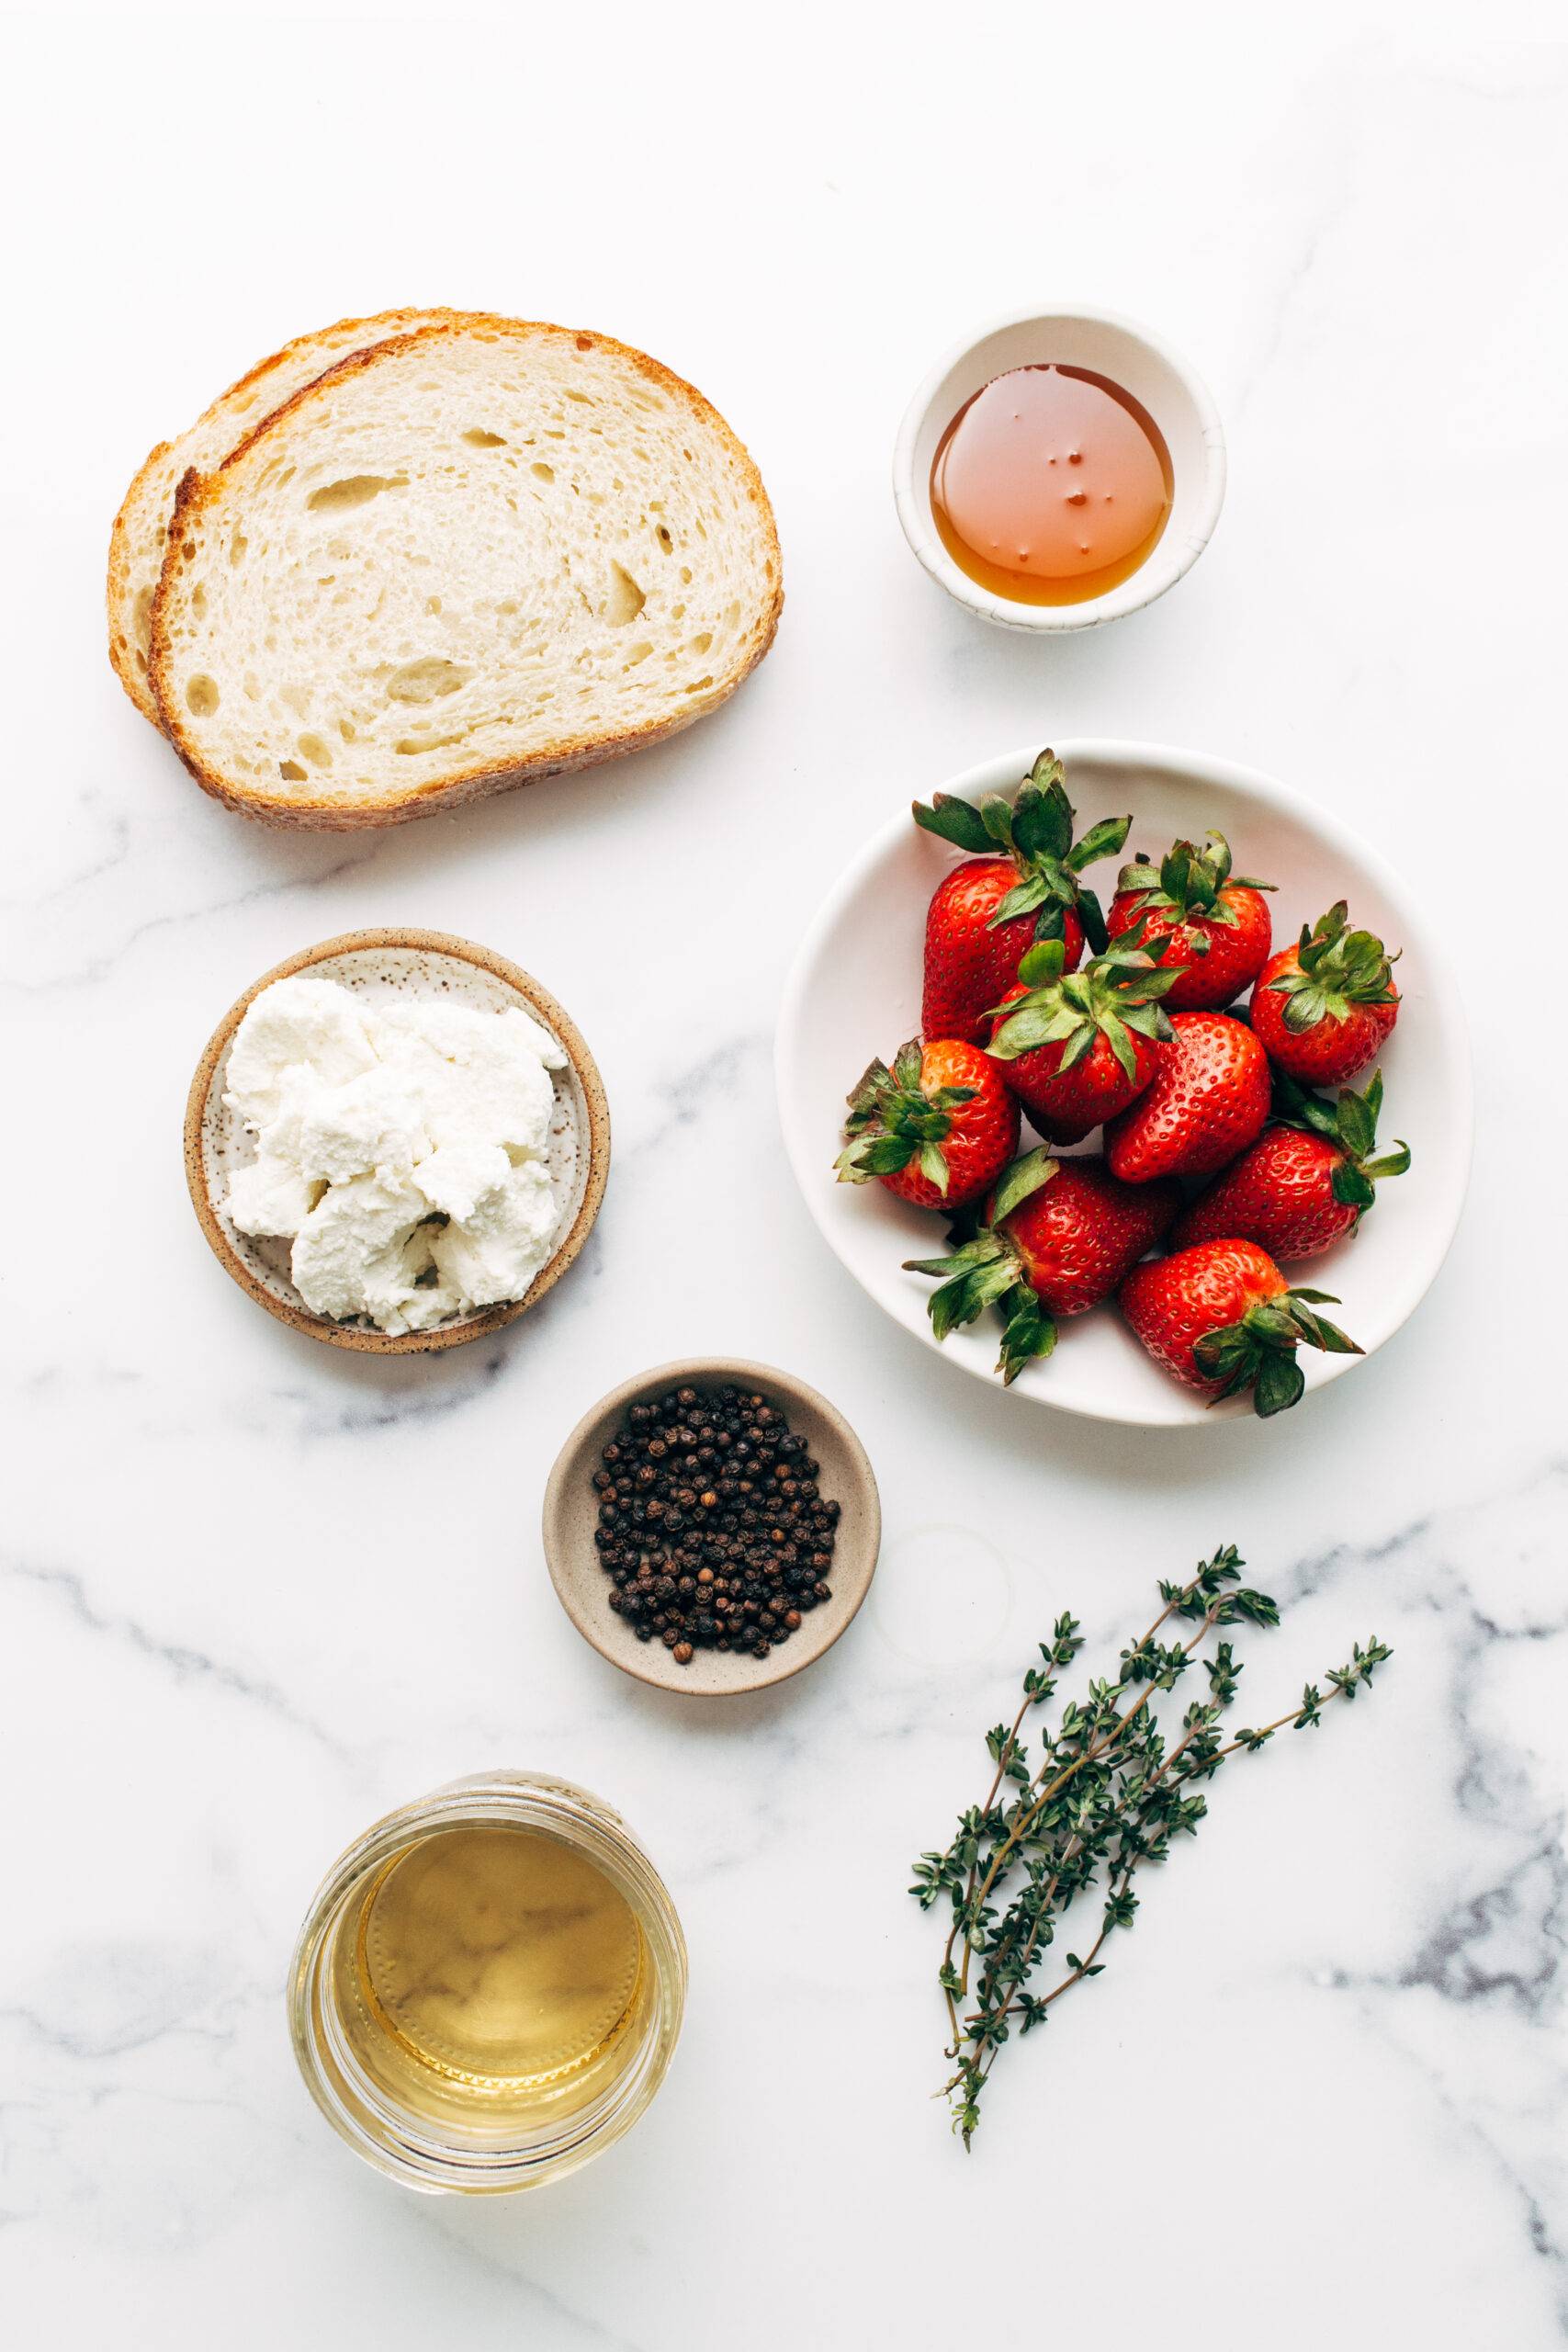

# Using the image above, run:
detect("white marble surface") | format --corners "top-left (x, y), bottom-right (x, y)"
top-left (6, 10), bottom-right (1566, 2345)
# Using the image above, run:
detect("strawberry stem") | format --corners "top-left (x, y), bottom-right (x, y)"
top-left (1114, 829), bottom-right (1275, 926)
top-left (1267, 903), bottom-right (1399, 1034)
top-left (904, 1148), bottom-right (1060, 1366)
top-left (837, 1040), bottom-right (976, 1193)
top-left (1271, 1068), bottom-right (1411, 1216)
top-left (987, 921), bottom-right (1178, 1083)
top-left (1193, 1287), bottom-right (1363, 1417)
top-left (912, 748), bottom-right (1130, 956)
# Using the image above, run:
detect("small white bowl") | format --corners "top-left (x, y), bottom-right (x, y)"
top-left (893, 306), bottom-right (1226, 633)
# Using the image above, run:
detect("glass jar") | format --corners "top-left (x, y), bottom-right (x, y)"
top-left (288, 1770), bottom-right (686, 2193)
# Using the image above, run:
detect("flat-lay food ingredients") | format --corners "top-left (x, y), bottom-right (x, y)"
top-left (1120, 1238), bottom-right (1361, 1415)
top-left (987, 926), bottom-right (1177, 1143)
top-left (912, 1546), bottom-right (1392, 2146)
top-left (915, 749), bottom-right (1131, 1043)
top-left (144, 315), bottom-right (782, 828)
top-left (907, 1148), bottom-right (1178, 1383)
top-left (107, 306), bottom-right (451, 726)
top-left (1174, 1071), bottom-right (1410, 1261)
top-left (592, 1386), bottom-right (840, 1665)
top-left (836, 1038), bottom-right (1020, 1209)
top-left (221, 974), bottom-right (568, 1333)
top-left (929, 363), bottom-right (1173, 607)
top-left (1105, 830), bottom-right (1275, 1010)
top-left (1104, 1010), bottom-right (1271, 1182)
top-left (1249, 901), bottom-right (1401, 1084)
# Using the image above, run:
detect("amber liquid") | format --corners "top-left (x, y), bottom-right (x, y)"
top-left (329, 1824), bottom-right (649, 2131)
top-left (931, 364), bottom-right (1173, 605)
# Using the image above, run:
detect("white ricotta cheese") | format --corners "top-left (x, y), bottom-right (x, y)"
top-left (222, 974), bottom-right (569, 1334)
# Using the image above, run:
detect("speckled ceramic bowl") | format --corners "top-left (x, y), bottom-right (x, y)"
top-left (185, 928), bottom-right (610, 1353)
top-left (543, 1358), bottom-right (881, 1695)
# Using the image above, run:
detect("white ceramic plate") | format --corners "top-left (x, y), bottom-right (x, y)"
top-left (776, 741), bottom-right (1472, 1426)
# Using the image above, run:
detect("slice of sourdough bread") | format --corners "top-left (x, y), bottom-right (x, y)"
top-left (107, 308), bottom-right (455, 723)
top-left (149, 319), bottom-right (783, 828)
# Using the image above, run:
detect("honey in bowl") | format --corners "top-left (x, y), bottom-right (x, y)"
top-left (931, 364), bottom-right (1173, 606)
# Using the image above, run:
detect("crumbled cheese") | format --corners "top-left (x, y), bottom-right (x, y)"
top-left (412, 1139), bottom-right (512, 1222)
top-left (226, 1149), bottom-right (321, 1238)
top-left (224, 978), bottom-right (378, 1123)
top-left (428, 1157), bottom-right (559, 1303)
top-left (288, 1166), bottom-right (443, 1327)
top-left (296, 1065), bottom-right (430, 1186)
top-left (222, 974), bottom-right (568, 1333)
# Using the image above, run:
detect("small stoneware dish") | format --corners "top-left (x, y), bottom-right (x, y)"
top-left (543, 1358), bottom-right (881, 1695)
top-left (893, 304), bottom-right (1225, 633)
top-left (185, 928), bottom-right (610, 1353)
top-left (776, 740), bottom-right (1472, 1428)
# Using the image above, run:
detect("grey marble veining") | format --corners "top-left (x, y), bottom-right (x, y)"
top-left (5, 13), bottom-right (1566, 2349)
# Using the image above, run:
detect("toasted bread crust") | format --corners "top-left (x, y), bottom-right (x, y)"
top-left (147, 316), bottom-right (783, 829)
top-left (107, 307), bottom-right (478, 725)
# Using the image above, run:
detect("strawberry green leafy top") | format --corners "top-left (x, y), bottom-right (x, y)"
top-left (1269, 900), bottom-right (1399, 1033)
top-left (1114, 828), bottom-right (1274, 940)
top-left (987, 923), bottom-right (1179, 1084)
top-left (836, 1040), bottom-right (977, 1195)
top-left (913, 748), bottom-right (1131, 954)
top-left (1271, 1067), bottom-right (1412, 1213)
top-left (1193, 1284), bottom-right (1362, 1417)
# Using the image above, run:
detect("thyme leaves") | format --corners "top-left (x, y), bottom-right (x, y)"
top-left (911, 1545), bottom-right (1392, 2146)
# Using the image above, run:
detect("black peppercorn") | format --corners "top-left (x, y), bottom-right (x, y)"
top-left (591, 1384), bottom-right (841, 1668)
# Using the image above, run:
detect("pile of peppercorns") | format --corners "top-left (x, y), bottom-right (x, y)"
top-left (592, 1385), bottom-right (840, 1665)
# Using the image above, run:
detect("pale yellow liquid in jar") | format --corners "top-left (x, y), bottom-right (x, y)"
top-left (330, 1824), bottom-right (648, 2131)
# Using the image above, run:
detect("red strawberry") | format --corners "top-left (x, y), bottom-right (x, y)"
top-left (987, 925), bottom-right (1177, 1144)
top-left (1106, 830), bottom-right (1275, 1010)
top-left (1120, 1238), bottom-right (1361, 1417)
top-left (1104, 1012), bottom-right (1270, 1182)
top-left (1173, 1070), bottom-right (1411, 1261)
top-left (906, 1148), bottom-right (1179, 1383)
top-left (922, 857), bottom-right (1085, 1046)
top-left (1249, 901), bottom-right (1400, 1084)
top-left (915, 748), bottom-right (1130, 1044)
top-left (836, 1038), bottom-right (1020, 1210)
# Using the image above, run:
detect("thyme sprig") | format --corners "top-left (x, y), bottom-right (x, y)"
top-left (910, 1545), bottom-right (1391, 2147)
